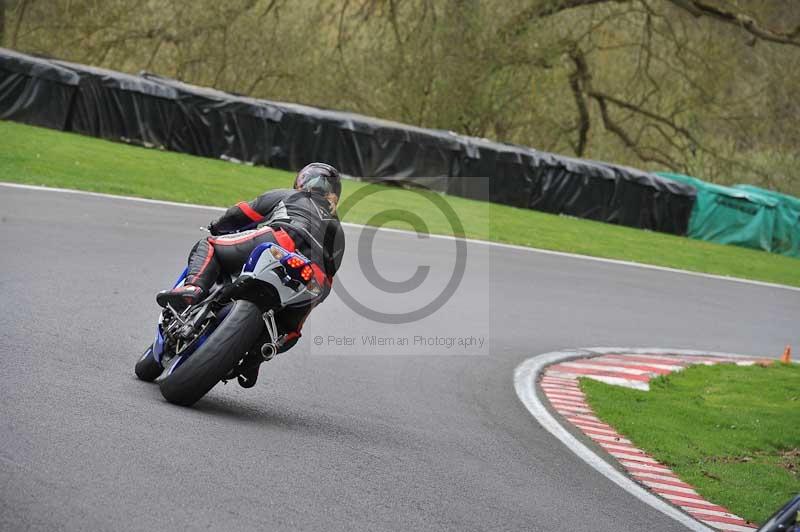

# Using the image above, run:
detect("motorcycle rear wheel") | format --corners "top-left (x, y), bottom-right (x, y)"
top-left (159, 300), bottom-right (264, 406)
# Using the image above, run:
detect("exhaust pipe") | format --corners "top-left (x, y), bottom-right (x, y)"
top-left (261, 343), bottom-right (277, 361)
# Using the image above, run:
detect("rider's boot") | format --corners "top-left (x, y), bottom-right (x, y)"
top-left (237, 361), bottom-right (260, 389)
top-left (156, 284), bottom-right (205, 312)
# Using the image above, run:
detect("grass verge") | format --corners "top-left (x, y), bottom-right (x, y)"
top-left (581, 363), bottom-right (800, 524)
top-left (1, 120), bottom-right (799, 287)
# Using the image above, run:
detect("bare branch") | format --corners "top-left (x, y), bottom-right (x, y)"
top-left (335, 0), bottom-right (351, 50)
top-left (588, 89), bottom-right (700, 147)
top-left (11, 0), bottom-right (30, 48)
top-left (145, 38), bottom-right (163, 71)
top-left (501, 0), bottom-right (631, 40)
top-left (568, 47), bottom-right (591, 156)
top-left (666, 0), bottom-right (800, 47)
top-left (593, 93), bottom-right (680, 169)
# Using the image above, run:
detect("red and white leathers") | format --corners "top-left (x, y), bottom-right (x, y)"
top-left (182, 188), bottom-right (345, 351)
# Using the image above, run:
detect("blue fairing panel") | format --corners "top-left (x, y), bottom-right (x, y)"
top-left (153, 327), bottom-right (165, 363)
top-left (173, 267), bottom-right (189, 288)
top-left (244, 243), bottom-right (273, 273)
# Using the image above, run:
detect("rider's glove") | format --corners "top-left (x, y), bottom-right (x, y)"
top-left (207, 222), bottom-right (220, 236)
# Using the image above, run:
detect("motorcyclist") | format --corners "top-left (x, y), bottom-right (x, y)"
top-left (155, 162), bottom-right (346, 385)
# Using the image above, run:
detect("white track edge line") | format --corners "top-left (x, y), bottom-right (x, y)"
top-left (514, 348), bottom-right (719, 532)
top-left (2, 181), bottom-right (797, 293)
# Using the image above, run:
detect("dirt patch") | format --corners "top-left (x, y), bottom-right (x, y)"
top-left (705, 449), bottom-right (799, 477)
top-left (778, 448), bottom-right (800, 477)
top-left (706, 454), bottom-right (757, 464)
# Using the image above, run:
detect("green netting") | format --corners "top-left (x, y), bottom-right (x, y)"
top-left (655, 172), bottom-right (791, 255)
top-left (732, 185), bottom-right (800, 257)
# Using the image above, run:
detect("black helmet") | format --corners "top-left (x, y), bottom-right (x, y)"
top-left (294, 162), bottom-right (342, 197)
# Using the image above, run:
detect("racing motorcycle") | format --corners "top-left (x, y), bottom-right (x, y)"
top-left (134, 241), bottom-right (325, 406)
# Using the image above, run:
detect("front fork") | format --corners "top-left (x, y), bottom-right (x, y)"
top-left (152, 267), bottom-right (190, 365)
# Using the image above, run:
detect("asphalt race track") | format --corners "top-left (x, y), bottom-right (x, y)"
top-left (1, 185), bottom-right (798, 532)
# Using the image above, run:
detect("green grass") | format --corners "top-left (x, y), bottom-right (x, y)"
top-left (582, 363), bottom-right (800, 524)
top-left (2, 120), bottom-right (799, 287)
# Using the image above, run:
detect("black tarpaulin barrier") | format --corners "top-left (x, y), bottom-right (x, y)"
top-left (0, 48), bottom-right (79, 130)
top-left (604, 163), bottom-right (695, 235)
top-left (241, 99), bottom-right (465, 178)
top-left (0, 48), bottom-right (695, 236)
top-left (346, 114), bottom-right (465, 179)
top-left (52, 61), bottom-right (181, 149)
top-left (265, 100), bottom-right (375, 174)
top-left (528, 155), bottom-right (619, 221)
top-left (455, 138), bottom-right (695, 234)
top-left (530, 157), bottom-right (695, 235)
top-left (140, 73), bottom-right (467, 177)
top-left (458, 137), bottom-right (538, 207)
top-left (140, 73), bottom-right (285, 165)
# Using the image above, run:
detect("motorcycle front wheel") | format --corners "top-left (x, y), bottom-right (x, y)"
top-left (134, 345), bottom-right (163, 382)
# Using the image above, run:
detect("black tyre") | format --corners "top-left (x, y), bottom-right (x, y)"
top-left (135, 345), bottom-right (163, 382)
top-left (158, 300), bottom-right (264, 406)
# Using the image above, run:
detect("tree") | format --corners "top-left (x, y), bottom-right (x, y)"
top-left (4, 0), bottom-right (800, 194)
